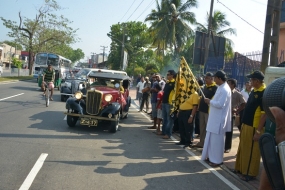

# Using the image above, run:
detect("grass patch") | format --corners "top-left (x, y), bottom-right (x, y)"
top-left (0, 76), bottom-right (34, 82)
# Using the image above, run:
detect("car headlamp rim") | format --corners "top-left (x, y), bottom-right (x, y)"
top-left (74, 91), bottom-right (83, 100)
top-left (104, 94), bottom-right (113, 102)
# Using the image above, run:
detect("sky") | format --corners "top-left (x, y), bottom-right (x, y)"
top-left (0, 0), bottom-right (268, 62)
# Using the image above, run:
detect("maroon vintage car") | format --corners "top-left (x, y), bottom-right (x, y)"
top-left (64, 72), bottom-right (131, 133)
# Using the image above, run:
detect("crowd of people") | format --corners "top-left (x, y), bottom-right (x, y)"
top-left (135, 69), bottom-right (267, 183)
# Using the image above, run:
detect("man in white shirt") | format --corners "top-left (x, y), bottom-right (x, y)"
top-left (136, 77), bottom-right (145, 106)
top-left (201, 70), bottom-right (232, 167)
top-left (240, 81), bottom-right (252, 102)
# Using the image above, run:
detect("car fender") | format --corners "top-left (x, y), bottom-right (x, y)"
top-left (101, 102), bottom-right (121, 116)
top-left (61, 86), bottom-right (72, 94)
top-left (66, 97), bottom-right (83, 114)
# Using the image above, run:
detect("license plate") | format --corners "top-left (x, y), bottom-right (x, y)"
top-left (80, 118), bottom-right (98, 126)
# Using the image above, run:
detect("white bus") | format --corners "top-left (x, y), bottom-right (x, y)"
top-left (34, 52), bottom-right (72, 88)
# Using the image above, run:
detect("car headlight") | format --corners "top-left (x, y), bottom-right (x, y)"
top-left (74, 91), bottom-right (83, 100)
top-left (104, 94), bottom-right (113, 102)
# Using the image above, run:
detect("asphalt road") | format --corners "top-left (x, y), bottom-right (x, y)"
top-left (0, 80), bottom-right (250, 190)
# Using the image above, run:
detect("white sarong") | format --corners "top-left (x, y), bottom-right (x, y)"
top-left (201, 131), bottom-right (225, 164)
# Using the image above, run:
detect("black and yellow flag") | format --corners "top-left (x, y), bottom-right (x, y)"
top-left (172, 57), bottom-right (199, 111)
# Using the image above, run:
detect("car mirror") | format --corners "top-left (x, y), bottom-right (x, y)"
top-left (114, 83), bottom-right (120, 89)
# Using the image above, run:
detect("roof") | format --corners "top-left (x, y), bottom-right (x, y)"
top-left (88, 72), bottom-right (130, 80)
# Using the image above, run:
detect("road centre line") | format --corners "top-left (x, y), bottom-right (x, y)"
top-left (0, 93), bottom-right (24, 101)
top-left (131, 102), bottom-right (239, 190)
top-left (19, 153), bottom-right (48, 190)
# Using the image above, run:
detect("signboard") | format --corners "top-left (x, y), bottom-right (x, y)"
top-left (193, 31), bottom-right (226, 70)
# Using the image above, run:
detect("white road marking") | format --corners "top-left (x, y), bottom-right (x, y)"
top-left (19, 153), bottom-right (48, 190)
top-left (131, 102), bottom-right (240, 190)
top-left (0, 93), bottom-right (24, 101)
top-left (64, 115), bottom-right (67, 120)
top-left (0, 81), bottom-right (18, 85)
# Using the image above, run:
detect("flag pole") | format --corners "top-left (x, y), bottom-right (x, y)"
top-left (180, 57), bottom-right (206, 99)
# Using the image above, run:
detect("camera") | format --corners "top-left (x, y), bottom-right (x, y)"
top-left (260, 77), bottom-right (285, 189)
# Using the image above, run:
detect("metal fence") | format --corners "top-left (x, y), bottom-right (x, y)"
top-left (1, 68), bottom-right (30, 77)
top-left (204, 52), bottom-right (262, 90)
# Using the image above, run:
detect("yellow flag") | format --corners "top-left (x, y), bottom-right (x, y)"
top-left (172, 57), bottom-right (199, 111)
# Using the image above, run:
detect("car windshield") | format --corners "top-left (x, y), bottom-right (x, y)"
top-left (90, 78), bottom-right (121, 88)
top-left (74, 69), bottom-right (90, 79)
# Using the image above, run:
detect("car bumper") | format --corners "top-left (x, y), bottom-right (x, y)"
top-left (64, 112), bottom-right (117, 121)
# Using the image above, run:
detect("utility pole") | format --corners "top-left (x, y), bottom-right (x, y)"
top-left (121, 24), bottom-right (126, 71)
top-left (91, 52), bottom-right (96, 68)
top-left (260, 0), bottom-right (282, 73)
top-left (203, 0), bottom-right (215, 73)
top-left (100, 46), bottom-right (108, 64)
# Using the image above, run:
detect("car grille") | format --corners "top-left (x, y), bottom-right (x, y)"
top-left (86, 90), bottom-right (103, 115)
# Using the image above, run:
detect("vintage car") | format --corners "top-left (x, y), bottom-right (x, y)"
top-left (64, 72), bottom-right (131, 133)
top-left (60, 68), bottom-right (127, 102)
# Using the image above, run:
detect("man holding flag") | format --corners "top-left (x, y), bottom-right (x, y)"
top-left (172, 57), bottom-right (201, 147)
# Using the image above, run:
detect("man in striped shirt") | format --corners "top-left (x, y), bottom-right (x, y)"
top-left (41, 64), bottom-right (55, 100)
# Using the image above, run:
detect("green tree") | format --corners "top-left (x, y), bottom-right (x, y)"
top-left (0, 0), bottom-right (78, 75)
top-left (196, 10), bottom-right (236, 58)
top-left (12, 57), bottom-right (22, 77)
top-left (145, 0), bottom-right (197, 56)
top-left (107, 21), bottom-right (153, 71)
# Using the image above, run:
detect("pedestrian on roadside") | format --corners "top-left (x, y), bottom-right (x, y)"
top-left (139, 76), bottom-right (151, 112)
top-left (176, 90), bottom-right (200, 148)
top-left (136, 74), bottom-right (141, 100)
top-left (192, 72), bottom-right (217, 148)
top-left (234, 71), bottom-right (266, 182)
top-left (224, 78), bottom-right (246, 153)
top-left (160, 70), bottom-right (176, 139)
top-left (193, 78), bottom-right (204, 138)
top-left (156, 85), bottom-right (164, 135)
top-left (201, 70), bottom-right (232, 167)
top-left (148, 74), bottom-right (161, 129)
top-left (238, 81), bottom-right (252, 131)
top-left (136, 77), bottom-right (145, 106)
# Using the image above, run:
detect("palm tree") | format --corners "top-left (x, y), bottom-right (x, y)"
top-left (196, 10), bottom-right (236, 58)
top-left (145, 0), bottom-right (197, 57)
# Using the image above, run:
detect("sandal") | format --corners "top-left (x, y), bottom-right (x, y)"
top-left (147, 126), bottom-right (156, 129)
top-left (239, 175), bottom-right (255, 182)
top-left (208, 162), bottom-right (222, 167)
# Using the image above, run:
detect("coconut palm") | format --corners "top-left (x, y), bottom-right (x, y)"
top-left (145, 0), bottom-right (197, 57)
top-left (196, 10), bottom-right (236, 58)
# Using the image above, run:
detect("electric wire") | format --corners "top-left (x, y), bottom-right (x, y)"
top-left (119, 0), bottom-right (136, 22)
top-left (135, 0), bottom-right (156, 21)
top-left (126, 0), bottom-right (145, 21)
top-left (217, 0), bottom-right (264, 34)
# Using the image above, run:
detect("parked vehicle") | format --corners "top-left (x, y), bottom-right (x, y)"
top-left (64, 72), bottom-right (131, 133)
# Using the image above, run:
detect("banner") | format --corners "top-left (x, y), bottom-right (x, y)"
top-left (172, 57), bottom-right (199, 112)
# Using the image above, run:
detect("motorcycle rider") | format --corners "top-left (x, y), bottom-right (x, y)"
top-left (41, 64), bottom-right (55, 100)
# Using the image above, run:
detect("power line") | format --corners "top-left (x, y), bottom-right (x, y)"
top-left (135, 0), bottom-right (156, 21)
top-left (119, 0), bottom-right (136, 22)
top-left (126, 0), bottom-right (145, 21)
top-left (217, 0), bottom-right (264, 34)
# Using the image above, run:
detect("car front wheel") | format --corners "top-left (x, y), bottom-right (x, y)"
top-left (67, 115), bottom-right (78, 127)
top-left (109, 113), bottom-right (120, 133)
